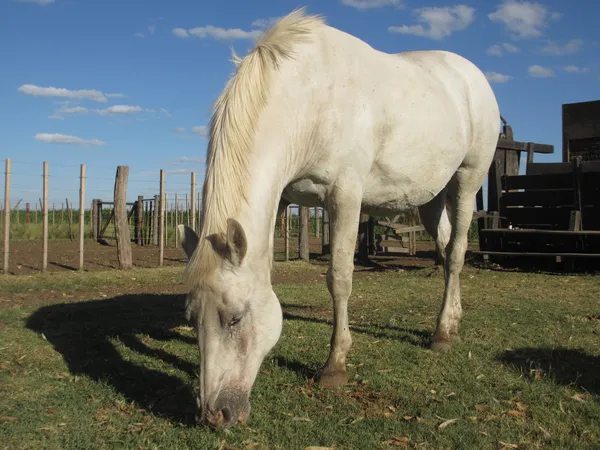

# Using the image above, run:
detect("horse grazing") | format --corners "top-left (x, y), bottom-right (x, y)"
top-left (178, 8), bottom-right (500, 429)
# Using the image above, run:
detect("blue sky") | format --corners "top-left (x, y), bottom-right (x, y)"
top-left (1, 0), bottom-right (598, 209)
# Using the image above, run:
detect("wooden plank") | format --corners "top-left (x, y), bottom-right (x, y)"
top-left (480, 228), bottom-right (600, 235)
top-left (502, 207), bottom-right (574, 228)
top-left (376, 222), bottom-right (425, 233)
top-left (526, 162), bottom-right (573, 175)
top-left (497, 139), bottom-right (554, 154)
top-left (503, 173), bottom-right (574, 191)
top-left (472, 250), bottom-right (600, 258)
top-left (500, 190), bottom-right (574, 207)
top-left (78, 164), bottom-right (85, 270)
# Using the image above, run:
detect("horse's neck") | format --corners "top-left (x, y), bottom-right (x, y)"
top-left (237, 149), bottom-right (289, 276)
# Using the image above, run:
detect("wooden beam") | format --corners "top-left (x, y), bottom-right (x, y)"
top-left (497, 138), bottom-right (554, 154)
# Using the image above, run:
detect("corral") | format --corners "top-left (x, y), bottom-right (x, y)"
top-left (2, 103), bottom-right (599, 450)
top-left (2, 105), bottom-right (600, 450)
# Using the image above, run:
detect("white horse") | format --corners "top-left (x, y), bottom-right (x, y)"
top-left (178, 8), bottom-right (500, 428)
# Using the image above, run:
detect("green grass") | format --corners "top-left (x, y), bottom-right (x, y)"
top-left (1, 263), bottom-right (599, 449)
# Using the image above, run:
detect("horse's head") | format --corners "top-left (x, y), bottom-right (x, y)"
top-left (178, 220), bottom-right (282, 428)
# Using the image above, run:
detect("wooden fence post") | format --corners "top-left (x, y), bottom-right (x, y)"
top-left (159, 170), bottom-right (165, 266)
top-left (78, 164), bottom-right (85, 270)
top-left (284, 206), bottom-right (290, 261)
top-left (135, 195), bottom-right (143, 245)
top-left (315, 207), bottom-right (320, 239)
top-left (299, 206), bottom-right (309, 261)
top-left (25, 203), bottom-right (30, 224)
top-left (42, 161), bottom-right (48, 272)
top-left (152, 194), bottom-right (159, 246)
top-left (191, 172), bottom-right (196, 231)
top-left (321, 209), bottom-right (330, 255)
top-left (114, 166), bottom-right (132, 269)
top-left (3, 158), bottom-right (11, 274)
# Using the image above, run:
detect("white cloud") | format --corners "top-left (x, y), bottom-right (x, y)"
top-left (388, 5), bottom-right (475, 40)
top-left (563, 65), bottom-right (590, 74)
top-left (488, 0), bottom-right (560, 39)
top-left (18, 84), bottom-right (111, 102)
top-left (538, 39), bottom-right (583, 55)
top-left (173, 22), bottom-right (263, 41)
top-left (189, 25), bottom-right (262, 40)
top-left (486, 42), bottom-right (520, 56)
top-left (485, 71), bottom-right (512, 83)
top-left (58, 106), bottom-right (89, 115)
top-left (528, 65), bottom-right (554, 78)
top-left (135, 24), bottom-right (157, 38)
top-left (192, 125), bottom-right (208, 137)
top-left (251, 17), bottom-right (280, 29)
top-left (35, 133), bottom-right (106, 147)
top-left (173, 127), bottom-right (185, 133)
top-left (48, 115), bottom-right (64, 120)
top-left (14, 0), bottom-right (54, 5)
top-left (135, 32), bottom-right (145, 38)
top-left (172, 28), bottom-right (189, 38)
top-left (96, 105), bottom-right (143, 115)
top-left (341, 0), bottom-right (403, 10)
top-left (160, 108), bottom-right (172, 118)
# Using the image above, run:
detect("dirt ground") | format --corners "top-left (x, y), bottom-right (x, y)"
top-left (0, 237), bottom-right (440, 276)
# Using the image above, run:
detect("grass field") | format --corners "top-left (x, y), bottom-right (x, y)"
top-left (1, 260), bottom-right (599, 449)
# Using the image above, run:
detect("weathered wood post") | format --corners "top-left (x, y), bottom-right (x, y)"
top-left (299, 206), bottom-right (310, 261)
top-left (191, 172), bottom-right (196, 231)
top-left (357, 213), bottom-right (370, 262)
top-left (114, 166), bottom-right (133, 269)
top-left (321, 209), bottom-right (330, 255)
top-left (315, 207), bottom-right (320, 238)
top-left (135, 195), bottom-right (143, 245)
top-left (159, 170), bottom-right (165, 266)
top-left (78, 163), bottom-right (85, 270)
top-left (25, 203), bottom-right (30, 224)
top-left (42, 161), bottom-right (49, 272)
top-left (152, 194), bottom-right (159, 246)
top-left (284, 206), bottom-right (290, 261)
top-left (3, 158), bottom-right (11, 274)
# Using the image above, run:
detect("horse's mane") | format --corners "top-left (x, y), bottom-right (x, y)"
top-left (185, 8), bottom-right (325, 288)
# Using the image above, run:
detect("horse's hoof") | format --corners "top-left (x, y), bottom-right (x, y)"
top-left (318, 370), bottom-right (348, 387)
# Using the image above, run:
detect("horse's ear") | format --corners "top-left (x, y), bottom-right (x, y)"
top-left (178, 224), bottom-right (199, 260)
top-left (226, 218), bottom-right (247, 265)
top-left (206, 219), bottom-right (247, 266)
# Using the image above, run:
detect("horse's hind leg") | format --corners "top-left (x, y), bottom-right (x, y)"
top-left (418, 188), bottom-right (451, 269)
top-left (430, 169), bottom-right (478, 352)
top-left (319, 174), bottom-right (363, 387)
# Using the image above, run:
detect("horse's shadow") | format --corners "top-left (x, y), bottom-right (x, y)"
top-left (25, 293), bottom-right (433, 426)
top-left (25, 293), bottom-right (198, 425)
top-left (497, 347), bottom-right (600, 396)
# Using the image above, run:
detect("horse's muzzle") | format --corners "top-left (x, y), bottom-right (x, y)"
top-left (198, 389), bottom-right (251, 429)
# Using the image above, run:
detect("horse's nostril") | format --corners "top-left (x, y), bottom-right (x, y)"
top-left (221, 406), bottom-right (233, 424)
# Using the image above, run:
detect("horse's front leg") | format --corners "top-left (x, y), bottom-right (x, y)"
top-left (319, 176), bottom-right (363, 387)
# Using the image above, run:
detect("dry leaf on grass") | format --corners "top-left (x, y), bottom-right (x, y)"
top-left (438, 418), bottom-right (459, 430)
top-left (304, 447), bottom-right (335, 450)
top-left (506, 410), bottom-right (525, 418)
top-left (498, 442), bottom-right (518, 449)
top-left (0, 416), bottom-right (19, 422)
top-left (382, 436), bottom-right (410, 447)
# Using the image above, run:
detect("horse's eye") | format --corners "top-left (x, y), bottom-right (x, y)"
top-left (229, 317), bottom-right (241, 327)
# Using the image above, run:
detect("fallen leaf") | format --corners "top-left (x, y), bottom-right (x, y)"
top-left (403, 415), bottom-right (413, 421)
top-left (0, 416), bottom-right (19, 422)
top-left (515, 401), bottom-right (527, 411)
top-left (305, 447), bottom-right (335, 450)
top-left (498, 441), bottom-right (518, 449)
top-left (382, 436), bottom-right (410, 447)
top-left (438, 418), bottom-right (459, 430)
top-left (475, 404), bottom-right (489, 412)
top-left (507, 410), bottom-right (524, 418)
top-left (572, 393), bottom-right (590, 403)
top-left (292, 416), bottom-right (312, 422)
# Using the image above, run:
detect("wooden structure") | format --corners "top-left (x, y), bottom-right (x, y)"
top-left (475, 101), bottom-right (600, 266)
top-left (375, 215), bottom-right (424, 257)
